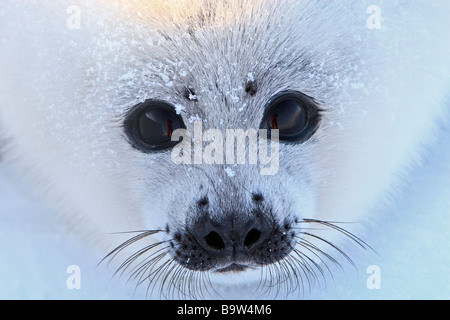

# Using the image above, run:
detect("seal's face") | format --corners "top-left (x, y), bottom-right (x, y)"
top-left (120, 90), bottom-right (322, 274)
top-left (110, 86), bottom-right (334, 296)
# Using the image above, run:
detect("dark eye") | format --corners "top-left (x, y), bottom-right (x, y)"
top-left (123, 100), bottom-right (186, 152)
top-left (261, 91), bottom-right (320, 143)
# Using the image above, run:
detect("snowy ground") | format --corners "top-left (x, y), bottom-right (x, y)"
top-left (0, 121), bottom-right (449, 300)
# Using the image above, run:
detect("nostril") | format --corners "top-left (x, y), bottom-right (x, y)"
top-left (198, 197), bottom-right (209, 207)
top-left (204, 231), bottom-right (225, 251)
top-left (244, 228), bottom-right (262, 249)
top-left (252, 193), bottom-right (264, 203)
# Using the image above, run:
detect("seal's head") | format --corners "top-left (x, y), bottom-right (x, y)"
top-left (1, 0), bottom-right (448, 299)
top-left (100, 1), bottom-right (374, 297)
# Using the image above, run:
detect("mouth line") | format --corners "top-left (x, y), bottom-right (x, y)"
top-left (214, 263), bottom-right (256, 273)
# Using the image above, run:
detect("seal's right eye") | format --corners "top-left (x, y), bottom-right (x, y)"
top-left (123, 100), bottom-right (186, 152)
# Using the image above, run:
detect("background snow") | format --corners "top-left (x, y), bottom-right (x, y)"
top-left (1, 120), bottom-right (449, 300)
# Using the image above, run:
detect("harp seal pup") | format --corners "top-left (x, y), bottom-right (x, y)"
top-left (0, 0), bottom-right (449, 299)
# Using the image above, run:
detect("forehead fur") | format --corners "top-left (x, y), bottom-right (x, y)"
top-left (76, 0), bottom-right (367, 123)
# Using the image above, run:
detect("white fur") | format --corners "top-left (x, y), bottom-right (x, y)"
top-left (0, 0), bottom-right (449, 299)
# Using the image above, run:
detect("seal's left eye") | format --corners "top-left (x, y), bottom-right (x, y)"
top-left (124, 100), bottom-right (185, 152)
top-left (261, 90), bottom-right (321, 143)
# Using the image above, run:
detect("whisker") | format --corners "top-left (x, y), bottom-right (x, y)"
top-left (296, 250), bottom-right (318, 292)
top-left (98, 230), bottom-right (164, 268)
top-left (271, 217), bottom-right (375, 298)
top-left (290, 246), bottom-right (321, 290)
top-left (160, 260), bottom-right (181, 299)
top-left (116, 240), bottom-right (170, 278)
top-left (132, 246), bottom-right (171, 285)
top-left (279, 258), bottom-right (298, 297)
top-left (98, 228), bottom-right (216, 299)
top-left (299, 231), bottom-right (357, 268)
top-left (297, 219), bottom-right (375, 252)
top-left (146, 258), bottom-right (174, 299)
top-left (283, 255), bottom-right (302, 296)
top-left (168, 264), bottom-right (188, 299)
top-left (295, 237), bottom-right (342, 271)
top-left (107, 230), bottom-right (165, 235)
top-left (203, 271), bottom-right (220, 299)
top-left (132, 249), bottom-right (170, 297)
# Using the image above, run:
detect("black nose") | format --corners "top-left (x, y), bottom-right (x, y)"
top-left (172, 198), bottom-right (295, 272)
top-left (192, 212), bottom-right (272, 259)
